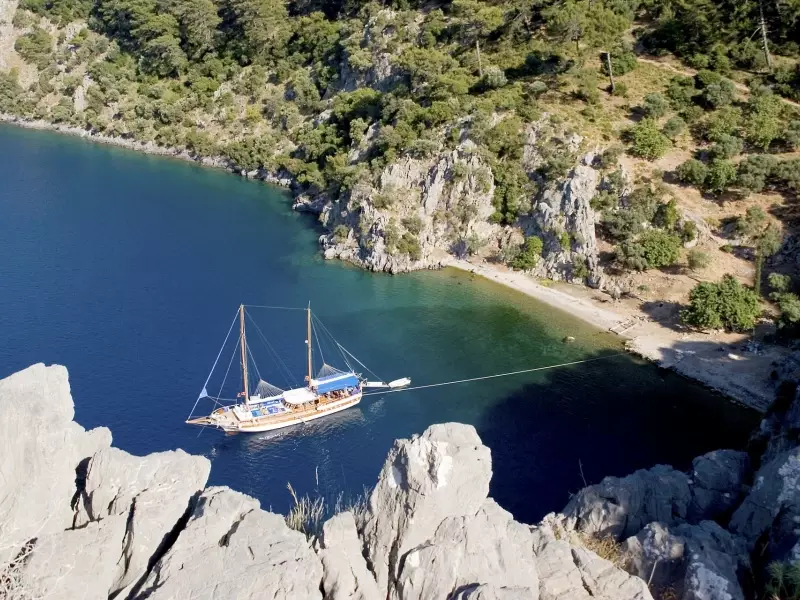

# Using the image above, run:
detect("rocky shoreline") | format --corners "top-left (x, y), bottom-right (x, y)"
top-left (0, 118), bottom-right (782, 413)
top-left (3, 362), bottom-right (800, 599)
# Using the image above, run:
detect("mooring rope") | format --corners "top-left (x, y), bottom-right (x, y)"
top-left (361, 353), bottom-right (627, 397)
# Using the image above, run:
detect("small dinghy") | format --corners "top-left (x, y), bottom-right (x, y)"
top-left (388, 377), bottom-right (412, 388)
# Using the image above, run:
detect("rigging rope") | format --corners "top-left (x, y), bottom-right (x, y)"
top-left (361, 353), bottom-right (627, 397)
top-left (245, 311), bottom-right (297, 388)
top-left (187, 310), bottom-right (239, 420)
top-left (216, 332), bottom-right (240, 405)
top-left (243, 305), bottom-right (307, 311)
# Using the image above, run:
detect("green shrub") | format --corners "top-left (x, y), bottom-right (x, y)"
top-left (676, 159), bottom-right (708, 187)
top-left (785, 120), bottom-right (800, 150)
top-left (14, 27), bottom-right (52, 70)
top-left (681, 274), bottom-right (761, 331)
top-left (402, 215), bottom-right (423, 235)
top-left (611, 81), bottom-right (628, 97)
top-left (708, 134), bottom-right (743, 159)
top-left (601, 49), bottom-right (637, 76)
top-left (598, 146), bottom-right (623, 169)
top-left (694, 70), bottom-right (736, 109)
top-left (699, 107), bottom-right (741, 142)
top-left (396, 233), bottom-right (422, 260)
top-left (704, 159), bottom-right (737, 194)
top-left (558, 231), bottom-right (570, 251)
top-left (662, 116), bottom-right (686, 140)
top-left (627, 119), bottom-right (670, 160)
top-left (572, 258), bottom-right (590, 280)
top-left (736, 154), bottom-right (777, 194)
top-left (744, 92), bottom-right (783, 151)
top-left (720, 244), bottom-right (733, 253)
top-left (666, 76), bottom-right (697, 109)
top-left (617, 230), bottom-right (681, 271)
top-left (653, 198), bottom-right (680, 230)
top-left (687, 249), bottom-right (710, 270)
top-left (333, 224), bottom-right (349, 242)
top-left (510, 236), bottom-right (543, 270)
top-left (681, 220), bottom-right (698, 243)
top-left (642, 93), bottom-right (669, 119)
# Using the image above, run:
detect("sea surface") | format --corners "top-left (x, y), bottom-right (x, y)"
top-left (0, 124), bottom-right (760, 523)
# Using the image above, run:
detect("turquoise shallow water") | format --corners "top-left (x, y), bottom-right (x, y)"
top-left (0, 124), bottom-right (759, 522)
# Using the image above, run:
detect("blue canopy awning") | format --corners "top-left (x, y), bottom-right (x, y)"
top-left (315, 372), bottom-right (359, 394)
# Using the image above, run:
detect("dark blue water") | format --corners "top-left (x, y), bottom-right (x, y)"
top-left (0, 124), bottom-right (759, 523)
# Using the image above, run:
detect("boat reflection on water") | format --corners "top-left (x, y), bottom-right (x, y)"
top-left (240, 406), bottom-right (367, 454)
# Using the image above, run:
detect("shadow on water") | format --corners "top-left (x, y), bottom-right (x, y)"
top-left (478, 346), bottom-right (761, 525)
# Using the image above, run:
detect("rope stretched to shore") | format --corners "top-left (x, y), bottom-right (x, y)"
top-left (362, 353), bottom-right (627, 397)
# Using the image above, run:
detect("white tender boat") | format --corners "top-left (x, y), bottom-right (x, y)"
top-left (186, 304), bottom-right (407, 434)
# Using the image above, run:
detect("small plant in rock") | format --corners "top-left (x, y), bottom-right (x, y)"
top-left (510, 236), bottom-right (543, 271)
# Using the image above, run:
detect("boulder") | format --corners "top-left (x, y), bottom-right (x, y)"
top-left (19, 514), bottom-right (128, 600)
top-left (675, 521), bottom-right (748, 600)
top-left (620, 521), bottom-right (748, 600)
top-left (361, 423), bottom-right (492, 593)
top-left (133, 486), bottom-right (323, 600)
top-left (74, 446), bottom-right (211, 594)
top-left (0, 364), bottom-right (111, 565)
top-left (562, 464), bottom-right (692, 541)
top-left (317, 511), bottom-right (381, 600)
top-left (571, 547), bottom-right (652, 600)
top-left (688, 450), bottom-right (751, 522)
top-left (531, 519), bottom-right (653, 600)
top-left (620, 522), bottom-right (685, 593)
top-left (730, 447), bottom-right (800, 557)
top-left (395, 500), bottom-right (539, 600)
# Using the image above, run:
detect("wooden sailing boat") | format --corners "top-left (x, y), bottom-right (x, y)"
top-left (186, 304), bottom-right (408, 434)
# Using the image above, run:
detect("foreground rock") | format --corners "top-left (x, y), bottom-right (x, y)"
top-left (0, 364), bottom-right (657, 600)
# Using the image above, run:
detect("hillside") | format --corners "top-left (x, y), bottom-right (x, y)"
top-left (1, 0), bottom-right (800, 334)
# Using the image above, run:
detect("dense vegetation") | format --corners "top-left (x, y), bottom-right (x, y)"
top-left (2, 0), bottom-right (799, 277)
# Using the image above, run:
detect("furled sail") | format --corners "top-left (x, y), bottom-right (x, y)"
top-left (317, 363), bottom-right (346, 378)
top-left (254, 379), bottom-right (284, 399)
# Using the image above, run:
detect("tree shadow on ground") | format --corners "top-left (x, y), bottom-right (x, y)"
top-left (476, 344), bottom-right (763, 525)
top-left (639, 300), bottom-right (685, 331)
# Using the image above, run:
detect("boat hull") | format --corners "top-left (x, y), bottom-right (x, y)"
top-left (188, 393), bottom-right (362, 434)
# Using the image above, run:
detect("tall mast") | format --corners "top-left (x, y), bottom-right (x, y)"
top-left (307, 303), bottom-right (313, 388)
top-left (239, 304), bottom-right (250, 406)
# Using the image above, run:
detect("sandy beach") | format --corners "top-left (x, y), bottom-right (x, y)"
top-left (450, 258), bottom-right (785, 412)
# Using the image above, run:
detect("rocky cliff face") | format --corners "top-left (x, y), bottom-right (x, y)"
top-left (6, 361), bottom-right (793, 599)
top-left (1, 364), bottom-right (653, 600)
top-left (318, 147), bottom-right (513, 274)
top-left (0, 0), bottom-right (19, 71)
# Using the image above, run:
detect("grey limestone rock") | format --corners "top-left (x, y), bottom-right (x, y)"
top-left (730, 446), bottom-right (800, 556)
top-left (0, 364), bottom-right (111, 566)
top-left (361, 423), bottom-right (493, 594)
top-left (317, 511), bottom-right (381, 600)
top-left (531, 519), bottom-right (653, 600)
top-left (620, 521), bottom-right (748, 600)
top-left (688, 450), bottom-right (751, 522)
top-left (453, 585), bottom-right (535, 599)
top-left (562, 464), bottom-right (692, 541)
top-left (395, 499), bottom-right (539, 600)
top-left (620, 522), bottom-right (685, 593)
top-left (20, 514), bottom-right (128, 600)
top-left (134, 486), bottom-right (323, 600)
top-left (74, 446), bottom-right (211, 594)
top-left (533, 162), bottom-right (602, 287)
